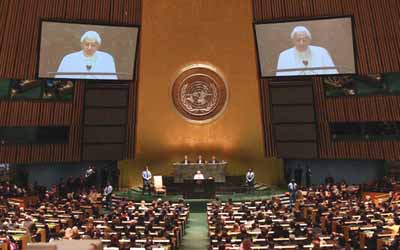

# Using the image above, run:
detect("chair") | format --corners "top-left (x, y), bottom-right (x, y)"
top-left (153, 175), bottom-right (167, 196)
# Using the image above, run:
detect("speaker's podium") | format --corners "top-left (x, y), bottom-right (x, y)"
top-left (183, 179), bottom-right (216, 199)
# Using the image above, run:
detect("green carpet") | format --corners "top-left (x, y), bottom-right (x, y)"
top-left (180, 212), bottom-right (209, 250)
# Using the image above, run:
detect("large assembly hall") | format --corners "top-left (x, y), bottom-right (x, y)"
top-left (0, 0), bottom-right (400, 250)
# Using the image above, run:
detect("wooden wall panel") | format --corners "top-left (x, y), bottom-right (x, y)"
top-left (126, 74), bottom-right (137, 159)
top-left (125, 0), bottom-right (141, 160)
top-left (0, 0), bottom-right (141, 163)
top-left (260, 79), bottom-right (277, 156)
top-left (254, 0), bottom-right (400, 160)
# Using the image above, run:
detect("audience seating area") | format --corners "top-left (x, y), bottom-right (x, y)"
top-left (0, 191), bottom-right (189, 250)
top-left (3, 180), bottom-right (400, 250)
top-left (207, 184), bottom-right (400, 250)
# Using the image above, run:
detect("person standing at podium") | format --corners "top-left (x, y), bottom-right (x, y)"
top-left (193, 170), bottom-right (205, 180)
top-left (142, 166), bottom-right (152, 195)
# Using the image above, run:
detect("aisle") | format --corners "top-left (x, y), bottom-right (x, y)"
top-left (180, 213), bottom-right (209, 250)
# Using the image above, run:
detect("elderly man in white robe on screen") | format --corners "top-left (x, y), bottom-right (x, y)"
top-left (276, 26), bottom-right (338, 76)
top-left (55, 31), bottom-right (117, 80)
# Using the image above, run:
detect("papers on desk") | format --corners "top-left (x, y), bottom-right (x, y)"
top-left (7, 230), bottom-right (26, 234)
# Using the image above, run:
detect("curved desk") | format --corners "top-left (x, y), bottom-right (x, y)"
top-left (173, 162), bottom-right (227, 183)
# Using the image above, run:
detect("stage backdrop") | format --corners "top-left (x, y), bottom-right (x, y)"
top-left (119, 0), bottom-right (283, 188)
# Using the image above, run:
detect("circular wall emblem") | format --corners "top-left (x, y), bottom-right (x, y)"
top-left (172, 66), bottom-right (228, 122)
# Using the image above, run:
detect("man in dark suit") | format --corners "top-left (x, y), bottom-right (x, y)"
top-left (181, 155), bottom-right (190, 165)
top-left (210, 155), bottom-right (219, 164)
top-left (196, 155), bottom-right (204, 164)
top-left (85, 164), bottom-right (96, 190)
top-left (288, 179), bottom-right (297, 209)
top-left (305, 165), bottom-right (312, 187)
top-left (103, 182), bottom-right (113, 208)
top-left (142, 166), bottom-right (152, 195)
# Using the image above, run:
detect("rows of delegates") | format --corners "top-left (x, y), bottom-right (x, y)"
top-left (208, 178), bottom-right (400, 250)
top-left (0, 166), bottom-right (190, 250)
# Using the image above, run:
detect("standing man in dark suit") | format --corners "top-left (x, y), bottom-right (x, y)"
top-left (85, 164), bottom-right (96, 191)
top-left (103, 181), bottom-right (113, 209)
top-left (142, 166), bottom-right (152, 195)
top-left (294, 165), bottom-right (303, 186)
top-left (288, 179), bottom-right (297, 209)
top-left (305, 165), bottom-right (312, 187)
top-left (246, 168), bottom-right (255, 193)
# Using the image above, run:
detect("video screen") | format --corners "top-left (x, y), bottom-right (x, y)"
top-left (38, 21), bottom-right (139, 81)
top-left (255, 16), bottom-right (356, 77)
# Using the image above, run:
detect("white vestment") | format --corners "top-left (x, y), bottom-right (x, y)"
top-left (193, 173), bottom-right (205, 180)
top-left (55, 51), bottom-right (117, 79)
top-left (276, 45), bottom-right (338, 76)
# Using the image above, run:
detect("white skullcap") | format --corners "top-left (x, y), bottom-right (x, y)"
top-left (290, 26), bottom-right (312, 40)
top-left (80, 31), bottom-right (102, 44)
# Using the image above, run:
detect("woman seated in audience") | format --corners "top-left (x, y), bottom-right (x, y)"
top-left (387, 218), bottom-right (400, 238)
top-left (139, 200), bottom-right (147, 210)
top-left (64, 227), bottom-right (73, 240)
top-left (231, 222), bottom-right (240, 233)
top-left (71, 226), bottom-right (80, 239)
top-left (240, 238), bottom-right (253, 250)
